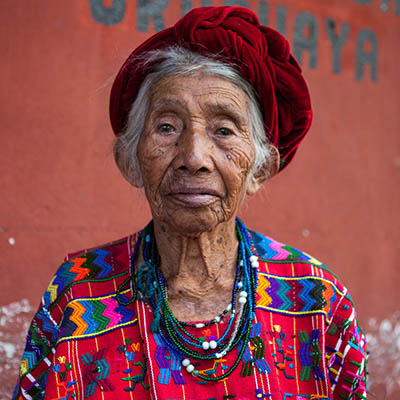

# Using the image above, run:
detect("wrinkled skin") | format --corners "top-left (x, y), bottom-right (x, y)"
top-left (136, 73), bottom-right (276, 321)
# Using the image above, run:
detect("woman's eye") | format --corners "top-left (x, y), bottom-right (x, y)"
top-left (159, 123), bottom-right (174, 133)
top-left (217, 127), bottom-right (233, 136)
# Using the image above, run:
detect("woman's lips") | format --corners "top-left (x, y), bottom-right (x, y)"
top-left (167, 187), bottom-right (221, 207)
top-left (169, 193), bottom-right (218, 207)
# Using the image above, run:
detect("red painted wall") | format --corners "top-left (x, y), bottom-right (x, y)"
top-left (1, 1), bottom-right (399, 396)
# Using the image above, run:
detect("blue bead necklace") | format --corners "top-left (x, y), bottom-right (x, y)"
top-left (116, 218), bottom-right (259, 381)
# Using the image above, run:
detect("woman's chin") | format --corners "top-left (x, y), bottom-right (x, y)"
top-left (157, 208), bottom-right (228, 237)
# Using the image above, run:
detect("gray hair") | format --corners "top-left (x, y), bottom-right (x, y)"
top-left (113, 46), bottom-right (275, 187)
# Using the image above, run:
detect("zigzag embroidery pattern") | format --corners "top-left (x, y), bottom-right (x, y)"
top-left (43, 249), bottom-right (114, 308)
top-left (256, 273), bottom-right (343, 323)
top-left (57, 293), bottom-right (137, 343)
top-left (251, 231), bottom-right (324, 265)
top-left (20, 310), bottom-right (57, 375)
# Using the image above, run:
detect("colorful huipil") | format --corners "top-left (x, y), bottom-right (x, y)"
top-left (13, 228), bottom-right (367, 400)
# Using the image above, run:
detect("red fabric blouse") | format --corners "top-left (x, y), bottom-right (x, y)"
top-left (13, 229), bottom-right (367, 399)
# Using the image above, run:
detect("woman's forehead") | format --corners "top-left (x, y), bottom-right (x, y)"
top-left (149, 74), bottom-right (249, 114)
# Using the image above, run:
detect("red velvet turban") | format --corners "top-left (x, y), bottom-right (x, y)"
top-left (110, 6), bottom-right (312, 170)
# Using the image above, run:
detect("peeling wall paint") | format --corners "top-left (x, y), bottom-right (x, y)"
top-left (0, 299), bottom-right (34, 399)
top-left (365, 313), bottom-right (400, 398)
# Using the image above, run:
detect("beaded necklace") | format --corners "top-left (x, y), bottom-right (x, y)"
top-left (116, 218), bottom-right (259, 381)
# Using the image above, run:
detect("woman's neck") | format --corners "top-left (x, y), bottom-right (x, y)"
top-left (151, 218), bottom-right (238, 321)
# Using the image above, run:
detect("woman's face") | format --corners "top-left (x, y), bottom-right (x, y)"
top-left (137, 73), bottom-right (261, 235)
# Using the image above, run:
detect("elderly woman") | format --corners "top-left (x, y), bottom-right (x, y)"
top-left (13, 6), bottom-right (367, 400)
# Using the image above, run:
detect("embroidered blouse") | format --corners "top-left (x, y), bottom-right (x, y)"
top-left (13, 228), bottom-right (367, 400)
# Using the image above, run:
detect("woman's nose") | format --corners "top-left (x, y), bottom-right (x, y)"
top-left (172, 127), bottom-right (214, 174)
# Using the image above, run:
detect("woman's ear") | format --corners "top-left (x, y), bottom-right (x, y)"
top-left (130, 162), bottom-right (144, 188)
top-left (131, 173), bottom-right (144, 188)
top-left (269, 145), bottom-right (280, 177)
top-left (114, 146), bottom-right (144, 188)
top-left (246, 145), bottom-right (280, 196)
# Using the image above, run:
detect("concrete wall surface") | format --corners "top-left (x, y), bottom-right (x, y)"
top-left (1, 1), bottom-right (399, 398)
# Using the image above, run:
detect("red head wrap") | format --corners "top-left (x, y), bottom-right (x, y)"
top-left (110, 6), bottom-right (312, 170)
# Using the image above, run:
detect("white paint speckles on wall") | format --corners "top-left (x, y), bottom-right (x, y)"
top-left (0, 341), bottom-right (17, 358)
top-left (0, 298), bottom-right (32, 326)
top-left (365, 312), bottom-right (400, 398)
top-left (0, 299), bottom-right (34, 399)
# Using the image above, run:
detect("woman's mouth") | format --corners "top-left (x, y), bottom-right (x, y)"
top-left (167, 187), bottom-right (221, 207)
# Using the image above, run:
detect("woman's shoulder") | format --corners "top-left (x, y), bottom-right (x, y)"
top-left (13, 233), bottom-right (141, 399)
top-left (250, 229), bottom-right (344, 290)
top-left (65, 233), bottom-right (133, 262)
top-left (250, 230), bottom-right (367, 398)
top-left (42, 233), bottom-right (139, 309)
top-left (250, 229), bottom-right (360, 332)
